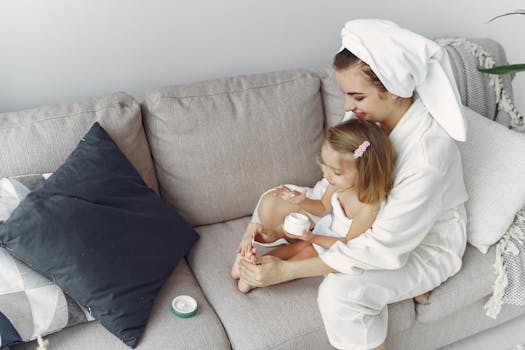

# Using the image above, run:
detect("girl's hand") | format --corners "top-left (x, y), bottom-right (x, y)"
top-left (237, 223), bottom-right (258, 257)
top-left (254, 225), bottom-right (284, 244)
top-left (283, 229), bottom-right (314, 242)
top-left (237, 223), bottom-right (284, 256)
top-left (274, 185), bottom-right (307, 205)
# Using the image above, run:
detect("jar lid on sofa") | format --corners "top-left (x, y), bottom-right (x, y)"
top-left (171, 295), bottom-right (198, 318)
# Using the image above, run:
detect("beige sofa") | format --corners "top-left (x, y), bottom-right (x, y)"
top-left (4, 38), bottom-right (525, 350)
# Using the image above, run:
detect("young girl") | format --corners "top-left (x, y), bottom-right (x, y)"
top-left (231, 118), bottom-right (395, 292)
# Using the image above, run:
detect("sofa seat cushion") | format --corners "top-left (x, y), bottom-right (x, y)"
top-left (390, 298), bottom-right (525, 350)
top-left (415, 243), bottom-right (496, 323)
top-left (12, 260), bottom-right (230, 350)
top-left (143, 70), bottom-right (325, 226)
top-left (458, 107), bottom-right (525, 253)
top-left (0, 92), bottom-right (158, 192)
top-left (186, 217), bottom-right (415, 350)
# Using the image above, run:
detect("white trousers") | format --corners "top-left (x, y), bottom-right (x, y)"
top-left (317, 206), bottom-right (467, 350)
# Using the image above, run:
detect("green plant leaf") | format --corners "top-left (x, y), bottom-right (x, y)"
top-left (489, 10), bottom-right (525, 22)
top-left (479, 64), bottom-right (525, 75)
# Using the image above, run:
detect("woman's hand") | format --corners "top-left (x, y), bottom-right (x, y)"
top-left (274, 185), bottom-right (307, 205)
top-left (239, 255), bottom-right (337, 287)
top-left (238, 255), bottom-right (288, 287)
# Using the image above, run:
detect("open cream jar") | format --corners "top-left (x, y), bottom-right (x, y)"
top-left (283, 212), bottom-right (310, 236)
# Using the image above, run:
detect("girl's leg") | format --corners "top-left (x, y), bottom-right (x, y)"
top-left (289, 243), bottom-right (318, 260)
top-left (263, 240), bottom-right (312, 260)
top-left (234, 191), bottom-right (297, 290)
top-left (236, 186), bottom-right (318, 293)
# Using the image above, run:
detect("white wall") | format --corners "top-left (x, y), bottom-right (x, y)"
top-left (1, 0), bottom-right (524, 114)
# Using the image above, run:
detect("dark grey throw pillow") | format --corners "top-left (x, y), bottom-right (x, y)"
top-left (0, 122), bottom-right (199, 348)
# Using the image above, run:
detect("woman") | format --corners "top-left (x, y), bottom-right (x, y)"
top-left (239, 19), bottom-right (468, 350)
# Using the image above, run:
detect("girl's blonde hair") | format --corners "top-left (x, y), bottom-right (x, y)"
top-left (326, 119), bottom-right (395, 204)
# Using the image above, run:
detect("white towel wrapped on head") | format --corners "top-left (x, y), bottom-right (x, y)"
top-left (340, 19), bottom-right (466, 142)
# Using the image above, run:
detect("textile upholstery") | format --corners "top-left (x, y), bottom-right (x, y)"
top-left (0, 92), bottom-right (158, 192)
top-left (143, 70), bottom-right (325, 226)
top-left (458, 107), bottom-right (525, 253)
top-left (13, 260), bottom-right (230, 350)
top-left (415, 244), bottom-right (496, 323)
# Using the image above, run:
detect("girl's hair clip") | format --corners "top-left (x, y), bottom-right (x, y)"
top-left (353, 140), bottom-right (370, 159)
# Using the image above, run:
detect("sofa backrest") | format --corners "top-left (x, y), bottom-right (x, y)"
top-left (143, 70), bottom-right (325, 226)
top-left (1, 37), bottom-right (514, 230)
top-left (142, 37), bottom-right (516, 227)
top-left (0, 92), bottom-right (159, 192)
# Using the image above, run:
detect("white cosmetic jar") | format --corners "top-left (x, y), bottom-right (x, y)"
top-left (283, 212), bottom-right (310, 236)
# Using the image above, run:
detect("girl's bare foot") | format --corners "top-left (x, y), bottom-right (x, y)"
top-left (237, 278), bottom-right (254, 293)
top-left (231, 253), bottom-right (243, 280)
top-left (414, 291), bottom-right (431, 304)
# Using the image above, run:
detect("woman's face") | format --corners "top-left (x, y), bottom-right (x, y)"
top-left (335, 66), bottom-right (399, 127)
top-left (319, 141), bottom-right (358, 190)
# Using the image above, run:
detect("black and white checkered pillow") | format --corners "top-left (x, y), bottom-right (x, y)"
top-left (0, 176), bottom-right (93, 348)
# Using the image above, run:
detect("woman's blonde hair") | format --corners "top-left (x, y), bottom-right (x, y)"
top-left (326, 119), bottom-right (395, 204)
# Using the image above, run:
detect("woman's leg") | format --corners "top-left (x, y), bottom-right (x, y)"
top-left (264, 240), bottom-right (312, 260)
top-left (317, 251), bottom-right (458, 349)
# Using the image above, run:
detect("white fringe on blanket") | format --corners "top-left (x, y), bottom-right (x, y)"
top-left (485, 208), bottom-right (525, 318)
top-left (436, 38), bottom-right (525, 131)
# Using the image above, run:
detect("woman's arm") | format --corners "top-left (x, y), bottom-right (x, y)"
top-left (238, 255), bottom-right (336, 287)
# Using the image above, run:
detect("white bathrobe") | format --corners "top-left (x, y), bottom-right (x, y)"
top-left (316, 98), bottom-right (468, 349)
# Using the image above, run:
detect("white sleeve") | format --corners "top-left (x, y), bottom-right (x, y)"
top-left (319, 166), bottom-right (445, 272)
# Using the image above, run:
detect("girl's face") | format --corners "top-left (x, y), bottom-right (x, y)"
top-left (319, 141), bottom-right (358, 190)
top-left (335, 65), bottom-right (402, 132)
